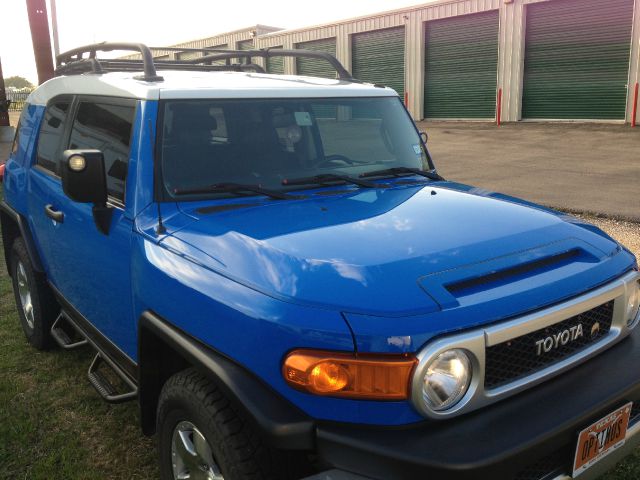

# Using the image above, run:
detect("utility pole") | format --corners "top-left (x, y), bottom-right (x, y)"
top-left (0, 58), bottom-right (9, 127)
top-left (26, 0), bottom-right (55, 84)
top-left (50, 0), bottom-right (60, 58)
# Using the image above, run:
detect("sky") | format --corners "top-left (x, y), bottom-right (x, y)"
top-left (1, 0), bottom-right (431, 84)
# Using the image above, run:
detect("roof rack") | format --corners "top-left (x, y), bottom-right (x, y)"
top-left (56, 43), bottom-right (165, 81)
top-left (55, 42), bottom-right (355, 82)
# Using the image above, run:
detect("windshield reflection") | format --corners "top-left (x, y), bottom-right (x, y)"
top-left (159, 97), bottom-right (429, 198)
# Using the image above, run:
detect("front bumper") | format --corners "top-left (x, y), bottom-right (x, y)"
top-left (309, 326), bottom-right (640, 480)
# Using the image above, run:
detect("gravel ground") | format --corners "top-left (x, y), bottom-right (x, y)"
top-left (575, 214), bottom-right (640, 259)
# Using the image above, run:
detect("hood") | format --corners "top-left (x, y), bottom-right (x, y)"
top-left (167, 182), bottom-right (630, 316)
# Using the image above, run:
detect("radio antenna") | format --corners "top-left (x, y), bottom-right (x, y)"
top-left (156, 202), bottom-right (166, 235)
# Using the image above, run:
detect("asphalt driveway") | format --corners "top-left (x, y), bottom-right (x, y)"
top-left (418, 121), bottom-right (640, 222)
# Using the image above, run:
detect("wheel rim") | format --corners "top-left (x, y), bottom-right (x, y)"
top-left (16, 261), bottom-right (35, 330)
top-left (171, 421), bottom-right (224, 480)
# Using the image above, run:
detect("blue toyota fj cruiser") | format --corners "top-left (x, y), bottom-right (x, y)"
top-left (1, 43), bottom-right (639, 480)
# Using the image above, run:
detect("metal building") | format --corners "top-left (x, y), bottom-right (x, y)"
top-left (148, 0), bottom-right (640, 124)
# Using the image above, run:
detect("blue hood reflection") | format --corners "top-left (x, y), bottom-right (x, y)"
top-left (168, 182), bottom-right (624, 316)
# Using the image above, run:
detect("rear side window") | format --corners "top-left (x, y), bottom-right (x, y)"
top-left (37, 100), bottom-right (71, 172)
top-left (68, 101), bottom-right (135, 203)
top-left (12, 105), bottom-right (32, 155)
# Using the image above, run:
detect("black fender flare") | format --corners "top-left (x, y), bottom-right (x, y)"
top-left (137, 311), bottom-right (315, 450)
top-left (0, 200), bottom-right (44, 274)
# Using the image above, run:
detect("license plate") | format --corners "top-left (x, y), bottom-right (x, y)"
top-left (572, 402), bottom-right (633, 477)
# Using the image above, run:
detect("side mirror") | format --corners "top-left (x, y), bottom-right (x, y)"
top-left (420, 131), bottom-right (428, 144)
top-left (61, 149), bottom-right (112, 235)
top-left (62, 149), bottom-right (107, 203)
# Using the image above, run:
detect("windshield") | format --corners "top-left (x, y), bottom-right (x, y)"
top-left (159, 97), bottom-right (432, 198)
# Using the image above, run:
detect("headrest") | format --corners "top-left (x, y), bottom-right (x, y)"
top-left (272, 112), bottom-right (296, 128)
top-left (170, 104), bottom-right (218, 132)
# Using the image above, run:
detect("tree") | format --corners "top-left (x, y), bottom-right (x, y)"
top-left (4, 76), bottom-right (34, 89)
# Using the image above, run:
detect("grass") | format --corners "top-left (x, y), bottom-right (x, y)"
top-left (0, 186), bottom-right (639, 479)
top-left (0, 188), bottom-right (159, 479)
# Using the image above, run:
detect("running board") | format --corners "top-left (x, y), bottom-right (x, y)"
top-left (88, 353), bottom-right (138, 404)
top-left (50, 313), bottom-right (89, 350)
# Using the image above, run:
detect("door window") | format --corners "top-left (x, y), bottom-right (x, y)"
top-left (36, 99), bottom-right (71, 173)
top-left (68, 101), bottom-right (135, 203)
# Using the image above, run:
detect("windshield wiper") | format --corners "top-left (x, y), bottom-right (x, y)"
top-left (173, 182), bottom-right (298, 200)
top-left (359, 167), bottom-right (444, 181)
top-left (282, 173), bottom-right (383, 189)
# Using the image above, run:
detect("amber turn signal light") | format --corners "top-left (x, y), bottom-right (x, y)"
top-left (283, 349), bottom-right (417, 400)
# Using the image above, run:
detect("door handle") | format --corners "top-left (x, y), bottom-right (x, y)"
top-left (45, 204), bottom-right (65, 223)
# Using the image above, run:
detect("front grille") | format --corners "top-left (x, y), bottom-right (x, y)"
top-left (485, 300), bottom-right (615, 389)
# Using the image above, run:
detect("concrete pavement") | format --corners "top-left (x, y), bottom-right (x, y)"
top-left (0, 111), bottom-right (17, 143)
top-left (418, 121), bottom-right (640, 222)
top-left (0, 142), bottom-right (9, 160)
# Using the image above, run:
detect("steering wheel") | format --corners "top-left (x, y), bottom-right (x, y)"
top-left (317, 154), bottom-right (357, 168)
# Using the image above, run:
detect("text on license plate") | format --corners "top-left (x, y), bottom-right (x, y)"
top-left (573, 402), bottom-right (633, 477)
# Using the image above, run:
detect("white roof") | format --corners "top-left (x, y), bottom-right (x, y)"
top-left (28, 71), bottom-right (397, 106)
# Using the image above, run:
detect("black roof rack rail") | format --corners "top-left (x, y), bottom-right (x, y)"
top-left (58, 59), bottom-right (266, 76)
top-left (176, 48), bottom-right (355, 81)
top-left (56, 42), bottom-right (164, 81)
top-left (55, 42), bottom-right (356, 82)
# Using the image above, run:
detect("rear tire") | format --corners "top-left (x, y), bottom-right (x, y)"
top-left (157, 368), bottom-right (306, 480)
top-left (9, 238), bottom-right (58, 350)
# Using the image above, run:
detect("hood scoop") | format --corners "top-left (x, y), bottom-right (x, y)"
top-left (419, 239), bottom-right (607, 312)
top-left (445, 249), bottom-right (582, 296)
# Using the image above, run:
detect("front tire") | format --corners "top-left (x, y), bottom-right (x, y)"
top-left (10, 238), bottom-right (58, 350)
top-left (157, 369), bottom-right (300, 480)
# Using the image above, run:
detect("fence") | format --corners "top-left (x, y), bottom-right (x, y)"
top-left (6, 89), bottom-right (33, 112)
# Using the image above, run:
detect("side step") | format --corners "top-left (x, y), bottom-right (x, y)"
top-left (88, 353), bottom-right (138, 404)
top-left (51, 313), bottom-right (89, 350)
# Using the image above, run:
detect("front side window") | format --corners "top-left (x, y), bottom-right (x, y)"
top-left (68, 101), bottom-right (135, 203)
top-left (159, 97), bottom-right (430, 198)
top-left (37, 99), bottom-right (71, 173)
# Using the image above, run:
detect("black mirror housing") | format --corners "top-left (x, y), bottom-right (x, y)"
top-left (61, 150), bottom-right (113, 235)
top-left (61, 149), bottom-right (108, 204)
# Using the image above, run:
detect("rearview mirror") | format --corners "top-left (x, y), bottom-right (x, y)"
top-left (61, 149), bottom-right (112, 235)
top-left (420, 131), bottom-right (428, 144)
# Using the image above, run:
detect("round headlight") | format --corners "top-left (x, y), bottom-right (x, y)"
top-left (422, 349), bottom-right (472, 411)
top-left (627, 281), bottom-right (640, 327)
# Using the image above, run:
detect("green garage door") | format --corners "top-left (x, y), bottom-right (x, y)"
top-left (237, 39), bottom-right (253, 50)
top-left (352, 27), bottom-right (405, 99)
top-left (205, 44), bottom-right (228, 65)
top-left (177, 51), bottom-right (201, 61)
top-left (266, 47), bottom-right (284, 74)
top-left (296, 38), bottom-right (337, 79)
top-left (424, 11), bottom-right (499, 119)
top-left (206, 43), bottom-right (227, 51)
top-left (523, 0), bottom-right (634, 119)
